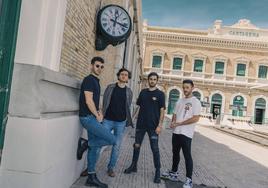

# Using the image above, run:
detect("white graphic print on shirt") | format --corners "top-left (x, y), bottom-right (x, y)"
top-left (183, 102), bottom-right (192, 119)
top-left (173, 97), bottom-right (201, 138)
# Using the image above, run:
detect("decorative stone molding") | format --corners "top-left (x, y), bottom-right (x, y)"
top-left (191, 52), bottom-right (207, 60)
top-left (213, 54), bottom-right (229, 62)
top-left (231, 19), bottom-right (259, 29)
top-left (144, 31), bottom-right (268, 51)
top-left (9, 63), bottom-right (81, 119)
top-left (257, 58), bottom-right (268, 65)
top-left (234, 56), bottom-right (251, 64)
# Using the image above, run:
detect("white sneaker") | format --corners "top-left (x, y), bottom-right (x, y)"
top-left (183, 177), bottom-right (193, 188)
top-left (161, 170), bottom-right (179, 181)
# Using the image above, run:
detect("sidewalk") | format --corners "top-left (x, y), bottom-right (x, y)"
top-left (71, 119), bottom-right (268, 188)
top-left (71, 126), bottom-right (227, 188)
top-left (195, 126), bottom-right (268, 188)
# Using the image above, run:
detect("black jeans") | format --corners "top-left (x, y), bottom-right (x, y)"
top-left (131, 128), bottom-right (161, 169)
top-left (172, 133), bottom-right (193, 179)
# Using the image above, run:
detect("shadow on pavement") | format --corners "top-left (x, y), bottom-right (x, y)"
top-left (164, 179), bottom-right (226, 188)
top-left (191, 131), bottom-right (268, 188)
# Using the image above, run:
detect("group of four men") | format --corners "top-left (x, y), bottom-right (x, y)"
top-left (77, 56), bottom-right (201, 188)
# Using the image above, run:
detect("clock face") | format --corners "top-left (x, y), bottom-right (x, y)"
top-left (100, 5), bottom-right (131, 38)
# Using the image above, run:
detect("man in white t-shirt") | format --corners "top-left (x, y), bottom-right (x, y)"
top-left (161, 79), bottom-right (201, 188)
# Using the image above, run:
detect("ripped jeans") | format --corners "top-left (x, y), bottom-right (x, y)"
top-left (131, 128), bottom-right (161, 169)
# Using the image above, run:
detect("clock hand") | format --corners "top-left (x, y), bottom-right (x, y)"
top-left (115, 10), bottom-right (119, 18)
top-left (110, 19), bottom-right (128, 28)
top-left (113, 10), bottom-right (119, 27)
top-left (116, 22), bottom-right (128, 28)
top-left (113, 17), bottom-right (117, 27)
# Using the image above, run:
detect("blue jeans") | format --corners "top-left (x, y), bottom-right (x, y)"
top-left (79, 115), bottom-right (116, 173)
top-left (102, 119), bottom-right (126, 170)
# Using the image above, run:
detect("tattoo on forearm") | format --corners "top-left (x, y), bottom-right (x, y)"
top-left (158, 109), bottom-right (165, 125)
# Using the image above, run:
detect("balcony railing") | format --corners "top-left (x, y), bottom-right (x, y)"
top-left (146, 67), bottom-right (163, 74)
top-left (255, 78), bottom-right (268, 84)
top-left (169, 69), bottom-right (183, 76)
top-left (143, 67), bottom-right (268, 85)
top-left (191, 72), bottom-right (205, 78)
top-left (212, 74), bottom-right (226, 80)
top-left (234, 76), bottom-right (248, 82)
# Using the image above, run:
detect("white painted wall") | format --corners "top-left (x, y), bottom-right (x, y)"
top-left (0, 1), bottom-right (86, 188)
top-left (0, 1), bottom-right (143, 188)
top-left (15, 0), bottom-right (67, 71)
top-left (1, 116), bottom-right (85, 188)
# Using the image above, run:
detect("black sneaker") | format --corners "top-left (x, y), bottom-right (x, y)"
top-left (154, 169), bottom-right (161, 183)
top-left (124, 164), bottom-right (137, 174)
top-left (86, 173), bottom-right (108, 188)
top-left (76, 137), bottom-right (88, 160)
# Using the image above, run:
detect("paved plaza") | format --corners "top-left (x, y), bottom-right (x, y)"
top-left (71, 123), bottom-right (268, 188)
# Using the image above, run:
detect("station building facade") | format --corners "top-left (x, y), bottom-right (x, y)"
top-left (143, 19), bottom-right (268, 125)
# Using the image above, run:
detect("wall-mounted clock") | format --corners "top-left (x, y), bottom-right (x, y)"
top-left (95, 4), bottom-right (132, 51)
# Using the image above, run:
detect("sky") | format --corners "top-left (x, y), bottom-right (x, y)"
top-left (142, 0), bottom-right (268, 29)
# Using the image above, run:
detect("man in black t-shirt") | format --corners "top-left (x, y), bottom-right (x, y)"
top-left (78, 56), bottom-right (116, 188)
top-left (124, 72), bottom-right (166, 184)
top-left (102, 68), bottom-right (133, 177)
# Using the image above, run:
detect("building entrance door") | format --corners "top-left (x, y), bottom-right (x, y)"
top-left (212, 104), bottom-right (221, 119)
top-left (255, 109), bottom-right (264, 124)
top-left (254, 98), bottom-right (266, 125)
top-left (0, 0), bottom-right (22, 159)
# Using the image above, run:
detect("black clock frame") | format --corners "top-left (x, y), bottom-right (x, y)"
top-left (95, 4), bottom-right (132, 51)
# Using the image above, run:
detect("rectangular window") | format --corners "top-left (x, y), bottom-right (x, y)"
top-left (194, 59), bottom-right (203, 72)
top-left (215, 61), bottom-right (225, 74)
top-left (236, 63), bottom-right (246, 76)
top-left (152, 55), bottom-right (162, 68)
top-left (173, 57), bottom-right (182, 70)
top-left (258, 65), bottom-right (268, 79)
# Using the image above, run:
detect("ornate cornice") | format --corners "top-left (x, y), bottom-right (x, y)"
top-left (144, 31), bottom-right (268, 52)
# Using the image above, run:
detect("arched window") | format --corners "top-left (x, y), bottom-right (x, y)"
top-left (167, 89), bottom-right (180, 114)
top-left (211, 94), bottom-right (222, 105)
top-left (255, 98), bottom-right (266, 108)
top-left (211, 93), bottom-right (223, 116)
top-left (193, 91), bottom-right (201, 101)
top-left (232, 95), bottom-right (244, 117)
top-left (254, 98), bottom-right (266, 124)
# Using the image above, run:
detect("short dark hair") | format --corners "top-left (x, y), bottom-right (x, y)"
top-left (91, 56), bottom-right (104, 65)
top-left (148, 72), bottom-right (159, 80)
top-left (117, 68), bottom-right (132, 79)
top-left (183, 79), bottom-right (194, 87)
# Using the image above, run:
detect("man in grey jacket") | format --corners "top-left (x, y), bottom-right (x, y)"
top-left (102, 68), bottom-right (133, 177)
top-left (77, 68), bottom-right (133, 177)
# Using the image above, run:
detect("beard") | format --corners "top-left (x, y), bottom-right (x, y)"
top-left (184, 92), bottom-right (191, 97)
top-left (93, 69), bottom-right (101, 76)
top-left (149, 83), bottom-right (157, 88)
top-left (119, 78), bottom-right (128, 83)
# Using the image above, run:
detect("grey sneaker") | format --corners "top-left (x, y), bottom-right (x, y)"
top-left (161, 170), bottom-right (179, 181)
top-left (183, 177), bottom-right (193, 188)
